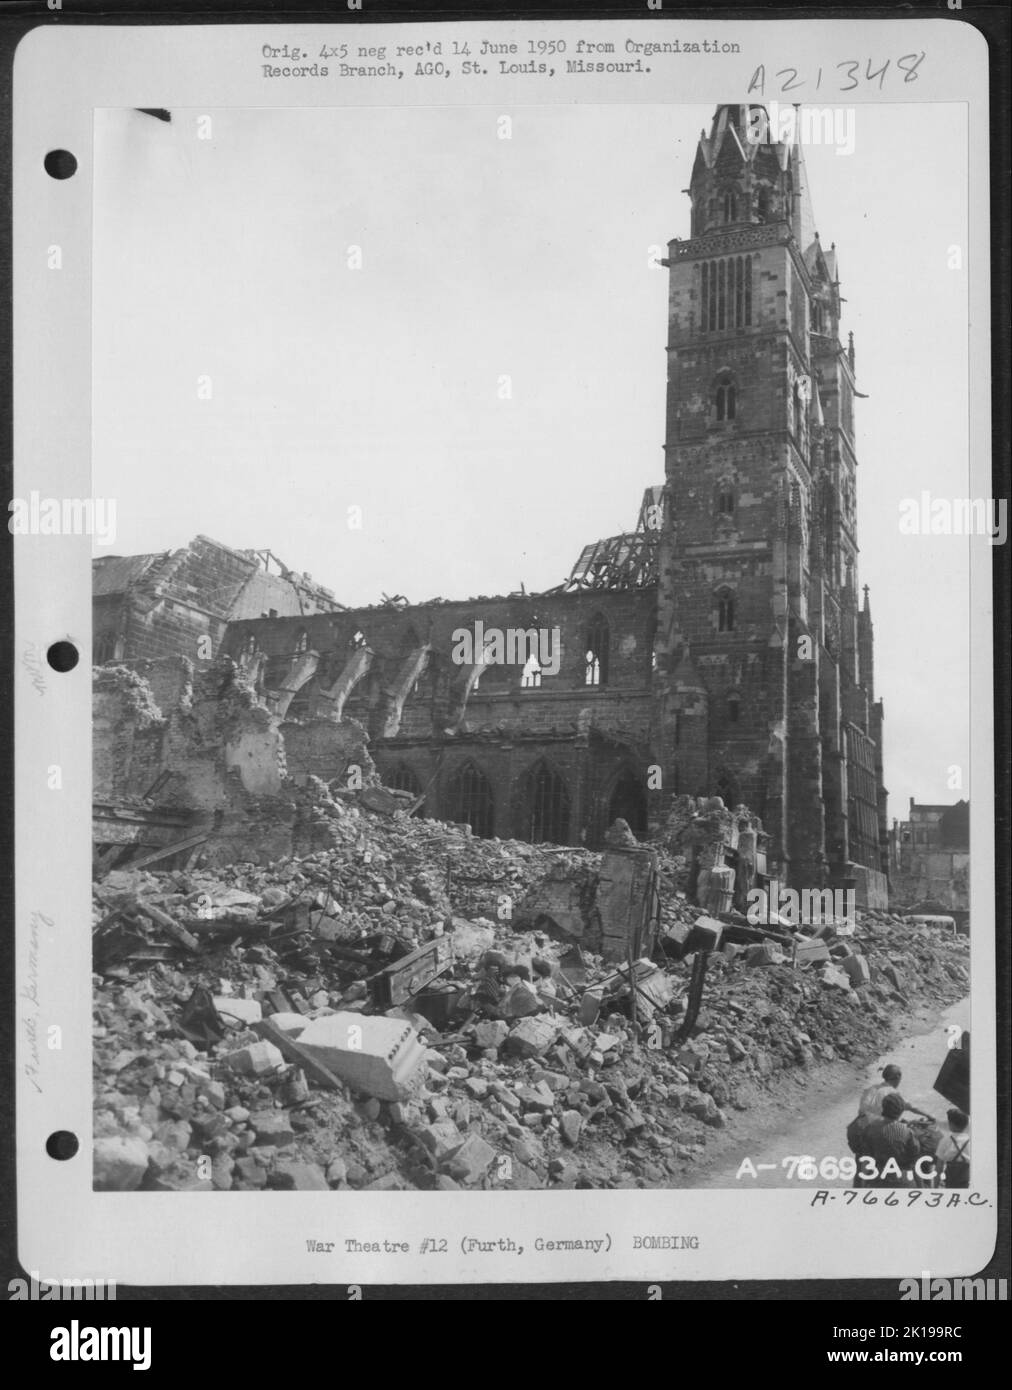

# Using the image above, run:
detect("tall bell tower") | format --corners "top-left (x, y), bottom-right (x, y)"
top-left (652, 105), bottom-right (888, 901)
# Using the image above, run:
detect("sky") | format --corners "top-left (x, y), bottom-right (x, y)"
top-left (92, 101), bottom-right (974, 817)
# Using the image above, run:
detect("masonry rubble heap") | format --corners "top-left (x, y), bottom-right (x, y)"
top-left (93, 790), bottom-right (969, 1192)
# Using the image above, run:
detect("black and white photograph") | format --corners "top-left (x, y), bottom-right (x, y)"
top-left (10, 12), bottom-right (1001, 1296)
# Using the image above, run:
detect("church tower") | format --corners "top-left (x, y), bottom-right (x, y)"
top-left (653, 105), bottom-right (888, 903)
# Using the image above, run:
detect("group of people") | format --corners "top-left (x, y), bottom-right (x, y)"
top-left (846, 1064), bottom-right (970, 1189)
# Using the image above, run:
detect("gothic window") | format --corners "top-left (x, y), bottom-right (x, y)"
top-left (527, 761), bottom-right (571, 844)
top-left (450, 762), bottom-right (494, 838)
top-left (294, 628), bottom-right (309, 656)
top-left (714, 374), bottom-right (736, 422)
top-left (727, 691), bottom-right (741, 723)
top-left (585, 613), bottom-right (609, 686)
top-left (702, 257), bottom-right (753, 332)
top-left (723, 192), bottom-right (738, 223)
top-left (716, 589), bottom-right (735, 632)
top-left (756, 187), bottom-right (770, 222)
top-left (812, 300), bottom-right (824, 334)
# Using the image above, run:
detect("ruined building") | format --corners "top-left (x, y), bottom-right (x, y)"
top-left (97, 107), bottom-right (889, 905)
top-left (93, 535), bottom-right (342, 665)
top-left (890, 799), bottom-right (969, 911)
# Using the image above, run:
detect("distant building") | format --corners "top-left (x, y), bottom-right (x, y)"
top-left (93, 534), bottom-right (342, 664)
top-left (890, 798), bottom-right (969, 910)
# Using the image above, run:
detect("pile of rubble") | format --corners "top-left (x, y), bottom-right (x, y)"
top-left (92, 791), bottom-right (970, 1192)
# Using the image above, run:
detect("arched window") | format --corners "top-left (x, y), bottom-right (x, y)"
top-left (450, 762), bottom-right (494, 838)
top-left (723, 192), bottom-right (737, 223)
top-left (701, 257), bottom-right (752, 332)
top-left (585, 613), bottom-right (609, 687)
top-left (94, 631), bottom-right (117, 664)
top-left (756, 187), bottom-right (770, 222)
top-left (294, 628), bottom-right (309, 656)
top-left (520, 653), bottom-right (542, 689)
top-left (608, 769), bottom-right (648, 837)
top-left (811, 300), bottom-right (824, 334)
top-left (726, 692), bottom-right (741, 723)
top-left (717, 486), bottom-right (736, 516)
top-left (714, 375), bottom-right (736, 422)
top-left (716, 590), bottom-right (735, 632)
top-left (527, 761), bottom-right (571, 844)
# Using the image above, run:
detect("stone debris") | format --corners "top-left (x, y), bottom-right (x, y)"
top-left (91, 792), bottom-right (970, 1191)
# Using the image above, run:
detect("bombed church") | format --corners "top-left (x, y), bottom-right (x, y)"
top-left (94, 105), bottom-right (889, 908)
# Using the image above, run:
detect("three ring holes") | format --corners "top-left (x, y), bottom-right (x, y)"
top-left (44, 149), bottom-right (77, 180)
top-left (41, 148), bottom-right (80, 1168)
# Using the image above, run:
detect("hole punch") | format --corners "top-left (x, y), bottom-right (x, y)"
top-left (46, 1130), bottom-right (79, 1161)
top-left (44, 149), bottom-right (78, 180)
top-left (46, 640), bottom-right (79, 672)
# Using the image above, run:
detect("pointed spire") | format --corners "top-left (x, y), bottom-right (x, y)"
top-left (862, 584), bottom-right (871, 616)
top-left (793, 140), bottom-right (817, 251)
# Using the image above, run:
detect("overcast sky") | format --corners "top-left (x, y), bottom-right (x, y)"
top-left (92, 102), bottom-right (974, 817)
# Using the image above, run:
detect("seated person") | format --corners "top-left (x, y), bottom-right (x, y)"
top-left (861, 1092), bottom-right (921, 1187)
top-left (859, 1064), bottom-right (933, 1120)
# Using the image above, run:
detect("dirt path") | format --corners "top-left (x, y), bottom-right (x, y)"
top-left (689, 995), bottom-right (971, 1189)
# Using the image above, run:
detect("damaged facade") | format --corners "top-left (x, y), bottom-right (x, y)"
top-left (93, 534), bottom-right (342, 665)
top-left (889, 799), bottom-right (970, 912)
top-left (210, 106), bottom-right (887, 903)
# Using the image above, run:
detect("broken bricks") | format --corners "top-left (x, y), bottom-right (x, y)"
top-left (445, 1132), bottom-right (496, 1184)
top-left (504, 1016), bottom-right (559, 1058)
top-left (91, 783), bottom-right (971, 1193)
top-left (224, 1040), bottom-right (285, 1076)
top-left (295, 1011), bottom-right (427, 1101)
top-left (840, 953), bottom-right (871, 985)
